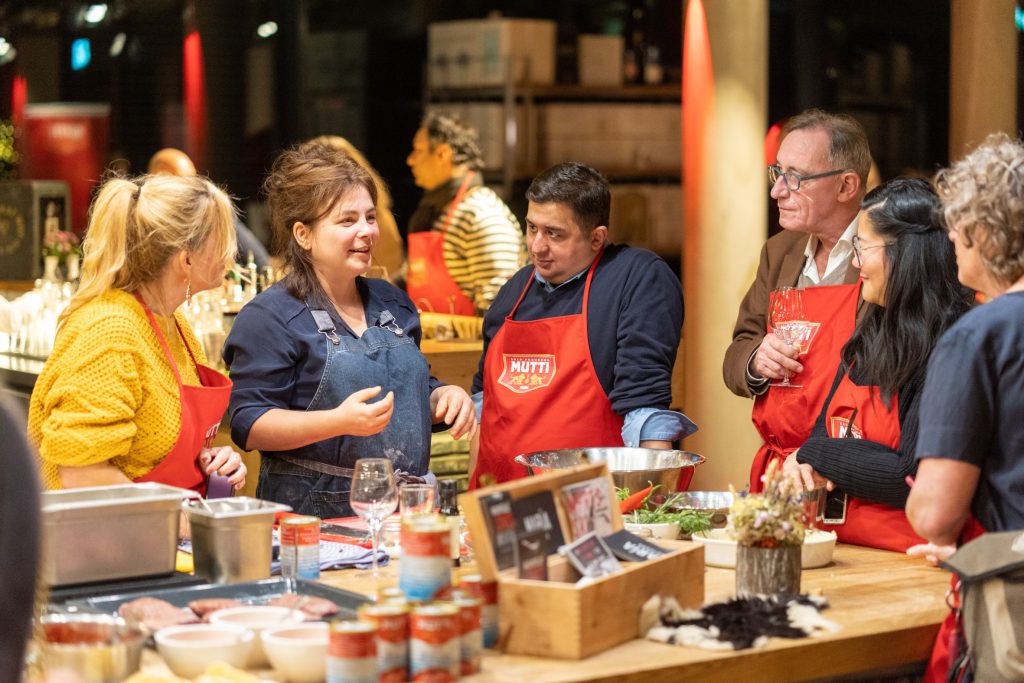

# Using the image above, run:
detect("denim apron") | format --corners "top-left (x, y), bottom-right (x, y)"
top-left (256, 302), bottom-right (433, 518)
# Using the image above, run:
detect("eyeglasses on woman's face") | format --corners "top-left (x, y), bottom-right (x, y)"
top-left (768, 163), bottom-right (848, 192)
top-left (851, 234), bottom-right (890, 262)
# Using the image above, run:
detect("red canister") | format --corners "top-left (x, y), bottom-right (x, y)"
top-left (453, 595), bottom-right (483, 675)
top-left (358, 602), bottom-right (410, 682)
top-left (410, 602), bottom-right (461, 682)
top-left (279, 515), bottom-right (320, 579)
top-left (458, 573), bottom-right (498, 648)
top-left (328, 620), bottom-right (377, 683)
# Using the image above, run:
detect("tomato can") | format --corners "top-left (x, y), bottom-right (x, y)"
top-left (358, 602), bottom-right (410, 682)
top-left (400, 516), bottom-right (452, 602)
top-left (327, 620), bottom-right (378, 683)
top-left (410, 602), bottom-right (461, 682)
top-left (453, 595), bottom-right (482, 675)
top-left (377, 585), bottom-right (405, 602)
top-left (458, 573), bottom-right (498, 648)
top-left (280, 515), bottom-right (321, 579)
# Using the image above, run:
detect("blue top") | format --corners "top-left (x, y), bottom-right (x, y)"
top-left (223, 278), bottom-right (444, 452)
top-left (473, 244), bottom-right (695, 444)
top-left (915, 291), bottom-right (1024, 532)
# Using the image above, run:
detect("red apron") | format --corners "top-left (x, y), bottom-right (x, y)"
top-left (816, 368), bottom-right (926, 552)
top-left (924, 517), bottom-right (987, 683)
top-left (133, 294), bottom-right (232, 495)
top-left (749, 283), bottom-right (860, 491)
top-left (471, 250), bottom-right (623, 488)
top-left (407, 171), bottom-right (477, 316)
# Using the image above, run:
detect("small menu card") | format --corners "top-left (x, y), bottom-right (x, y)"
top-left (560, 531), bottom-right (622, 578)
top-left (560, 477), bottom-right (615, 540)
top-left (511, 490), bottom-right (565, 557)
top-left (480, 491), bottom-right (518, 570)
top-left (602, 529), bottom-right (670, 562)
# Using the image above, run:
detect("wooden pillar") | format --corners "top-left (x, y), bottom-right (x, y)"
top-left (679, 0), bottom-right (767, 491)
top-left (949, 0), bottom-right (1018, 158)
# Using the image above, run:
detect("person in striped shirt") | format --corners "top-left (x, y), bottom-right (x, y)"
top-left (406, 112), bottom-right (524, 315)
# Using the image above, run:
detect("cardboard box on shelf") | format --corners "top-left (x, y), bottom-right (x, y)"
top-left (610, 184), bottom-right (683, 256)
top-left (428, 18), bottom-right (557, 88)
top-left (578, 34), bottom-right (624, 87)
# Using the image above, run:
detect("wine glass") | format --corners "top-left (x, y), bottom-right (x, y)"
top-left (768, 287), bottom-right (805, 387)
top-left (349, 458), bottom-right (398, 578)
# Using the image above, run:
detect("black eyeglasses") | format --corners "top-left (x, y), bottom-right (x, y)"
top-left (768, 163), bottom-right (848, 191)
top-left (851, 234), bottom-right (890, 260)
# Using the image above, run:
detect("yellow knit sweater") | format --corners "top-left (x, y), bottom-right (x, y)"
top-left (28, 289), bottom-right (207, 489)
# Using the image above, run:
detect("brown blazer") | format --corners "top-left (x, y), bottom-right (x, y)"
top-left (722, 229), bottom-right (862, 398)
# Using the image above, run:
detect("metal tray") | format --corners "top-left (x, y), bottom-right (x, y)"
top-left (63, 578), bottom-right (370, 620)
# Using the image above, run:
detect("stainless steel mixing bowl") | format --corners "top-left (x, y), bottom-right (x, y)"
top-left (514, 447), bottom-right (705, 492)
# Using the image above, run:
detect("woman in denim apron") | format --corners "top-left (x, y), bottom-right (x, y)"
top-left (224, 142), bottom-right (475, 518)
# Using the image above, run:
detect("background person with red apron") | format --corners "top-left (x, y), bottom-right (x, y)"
top-left (27, 174), bottom-right (247, 492)
top-left (907, 135), bottom-right (1024, 683)
top-left (406, 113), bottom-right (523, 314)
top-left (784, 178), bottom-right (973, 551)
top-left (470, 163), bottom-right (695, 488)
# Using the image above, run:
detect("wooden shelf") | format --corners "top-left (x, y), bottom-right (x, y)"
top-left (428, 83), bottom-right (681, 103)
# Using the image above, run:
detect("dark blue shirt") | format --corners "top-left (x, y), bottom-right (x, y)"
top-left (472, 244), bottom-right (683, 415)
top-left (223, 278), bottom-right (444, 451)
top-left (915, 292), bottom-right (1024, 532)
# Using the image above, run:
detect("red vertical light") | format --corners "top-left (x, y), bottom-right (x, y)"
top-left (183, 30), bottom-right (207, 170)
top-left (682, 0), bottom-right (714, 261)
top-left (12, 74), bottom-right (27, 128)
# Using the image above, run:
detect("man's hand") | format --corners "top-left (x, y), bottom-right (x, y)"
top-left (430, 385), bottom-right (477, 440)
top-left (783, 449), bottom-right (834, 492)
top-left (750, 332), bottom-right (804, 381)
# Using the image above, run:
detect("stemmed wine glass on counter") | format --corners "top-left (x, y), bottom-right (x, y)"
top-left (768, 286), bottom-right (805, 387)
top-left (349, 458), bottom-right (398, 578)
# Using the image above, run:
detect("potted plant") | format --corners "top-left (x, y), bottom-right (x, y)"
top-left (41, 230), bottom-right (80, 281)
top-left (729, 461), bottom-right (807, 597)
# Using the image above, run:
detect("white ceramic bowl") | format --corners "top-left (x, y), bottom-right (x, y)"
top-left (261, 621), bottom-right (329, 683)
top-left (208, 605), bottom-right (306, 668)
top-left (691, 528), bottom-right (838, 569)
top-left (154, 623), bottom-right (253, 678)
top-left (624, 521), bottom-right (680, 540)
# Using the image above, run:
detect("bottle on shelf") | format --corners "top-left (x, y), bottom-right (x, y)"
top-left (439, 479), bottom-right (462, 568)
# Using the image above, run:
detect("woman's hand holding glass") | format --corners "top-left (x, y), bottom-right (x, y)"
top-left (429, 385), bottom-right (477, 440)
top-left (198, 445), bottom-right (247, 489)
top-left (350, 458), bottom-right (398, 578)
top-left (333, 385), bottom-right (395, 436)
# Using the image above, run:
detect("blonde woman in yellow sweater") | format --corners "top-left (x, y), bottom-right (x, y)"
top-left (28, 174), bottom-right (247, 493)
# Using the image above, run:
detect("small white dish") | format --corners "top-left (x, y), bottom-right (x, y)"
top-left (209, 605), bottom-right (306, 668)
top-left (691, 528), bottom-right (838, 569)
top-left (154, 623), bottom-right (253, 678)
top-left (624, 521), bottom-right (680, 540)
top-left (262, 621), bottom-right (329, 683)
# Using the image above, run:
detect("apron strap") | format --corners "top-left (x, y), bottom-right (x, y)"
top-left (308, 308), bottom-right (341, 345)
top-left (508, 244), bottom-right (607, 320)
top-left (440, 171), bottom-right (476, 234)
top-left (134, 292), bottom-right (184, 387)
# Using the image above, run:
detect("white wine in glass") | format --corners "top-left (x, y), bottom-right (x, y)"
top-left (350, 458), bottom-right (398, 578)
top-left (769, 286), bottom-right (805, 387)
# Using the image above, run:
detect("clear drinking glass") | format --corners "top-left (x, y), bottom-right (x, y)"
top-left (349, 458), bottom-right (398, 578)
top-left (768, 286), bottom-right (805, 387)
top-left (399, 484), bottom-right (436, 519)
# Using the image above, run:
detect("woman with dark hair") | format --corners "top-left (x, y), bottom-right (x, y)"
top-left (223, 143), bottom-right (475, 518)
top-left (784, 177), bottom-right (974, 552)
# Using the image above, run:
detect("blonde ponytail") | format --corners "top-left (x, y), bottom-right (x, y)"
top-left (59, 174), bottom-right (237, 329)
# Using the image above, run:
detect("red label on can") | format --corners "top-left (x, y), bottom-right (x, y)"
top-left (359, 605), bottom-right (409, 644)
top-left (412, 670), bottom-right (455, 683)
top-left (329, 625), bottom-right (377, 658)
top-left (411, 608), bottom-right (459, 646)
top-left (402, 525), bottom-right (450, 556)
top-left (457, 601), bottom-right (482, 635)
top-left (281, 517), bottom-right (320, 546)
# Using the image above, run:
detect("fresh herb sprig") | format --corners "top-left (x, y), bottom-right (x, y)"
top-left (619, 486), bottom-right (715, 535)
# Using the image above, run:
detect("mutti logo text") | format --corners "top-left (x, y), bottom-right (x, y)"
top-left (829, 416), bottom-right (864, 440)
top-left (498, 354), bottom-right (557, 393)
top-left (785, 320), bottom-right (822, 355)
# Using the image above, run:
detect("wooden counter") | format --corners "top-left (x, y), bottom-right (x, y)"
top-left (136, 543), bottom-right (948, 681)
top-left (317, 543), bottom-right (948, 682)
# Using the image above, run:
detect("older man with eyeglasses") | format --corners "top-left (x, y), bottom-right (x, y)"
top-left (723, 108), bottom-right (872, 491)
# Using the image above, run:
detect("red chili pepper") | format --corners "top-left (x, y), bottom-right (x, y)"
top-left (619, 484), bottom-right (654, 514)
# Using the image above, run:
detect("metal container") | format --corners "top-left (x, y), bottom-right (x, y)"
top-left (514, 447), bottom-right (705, 493)
top-left (38, 613), bottom-right (146, 682)
top-left (667, 491), bottom-right (734, 528)
top-left (185, 497), bottom-right (291, 584)
top-left (41, 483), bottom-right (199, 587)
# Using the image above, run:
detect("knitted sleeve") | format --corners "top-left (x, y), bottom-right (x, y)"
top-left (35, 315), bottom-right (145, 470)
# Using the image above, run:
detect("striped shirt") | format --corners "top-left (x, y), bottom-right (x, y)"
top-left (436, 186), bottom-right (525, 312)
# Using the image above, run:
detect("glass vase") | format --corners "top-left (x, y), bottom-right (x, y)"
top-left (735, 544), bottom-right (801, 598)
top-left (43, 255), bottom-right (61, 282)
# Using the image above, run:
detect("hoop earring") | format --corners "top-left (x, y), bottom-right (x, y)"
top-left (185, 279), bottom-right (192, 306)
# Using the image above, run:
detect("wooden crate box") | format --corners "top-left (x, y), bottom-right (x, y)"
top-left (461, 463), bottom-right (704, 659)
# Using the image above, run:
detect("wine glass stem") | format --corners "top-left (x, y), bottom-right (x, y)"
top-left (368, 519), bottom-right (383, 578)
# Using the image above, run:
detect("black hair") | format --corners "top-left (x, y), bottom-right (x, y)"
top-left (525, 162), bottom-right (610, 233)
top-left (842, 177), bottom-right (974, 405)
